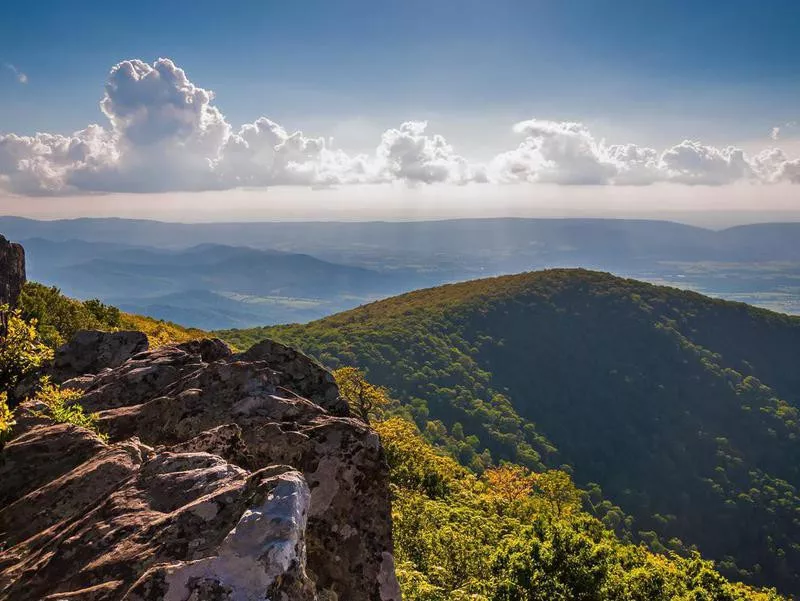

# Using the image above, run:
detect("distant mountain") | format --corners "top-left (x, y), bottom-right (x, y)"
top-left (5, 217), bottom-right (800, 319)
top-left (221, 270), bottom-right (800, 594)
top-left (4, 216), bottom-right (800, 264)
top-left (13, 238), bottom-right (419, 329)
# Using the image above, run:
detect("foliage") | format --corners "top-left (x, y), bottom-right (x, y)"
top-left (376, 417), bottom-right (467, 498)
top-left (380, 413), bottom-right (784, 601)
top-left (19, 281), bottom-right (205, 349)
top-left (118, 312), bottom-right (205, 347)
top-left (217, 269), bottom-right (800, 594)
top-left (18, 282), bottom-right (120, 348)
top-left (334, 366), bottom-right (391, 424)
top-left (30, 378), bottom-right (107, 442)
top-left (0, 305), bottom-right (54, 396)
top-left (0, 392), bottom-right (14, 450)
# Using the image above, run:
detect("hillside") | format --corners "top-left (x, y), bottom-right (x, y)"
top-left (218, 270), bottom-right (800, 594)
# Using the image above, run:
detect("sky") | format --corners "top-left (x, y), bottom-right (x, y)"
top-left (1, 0), bottom-right (799, 225)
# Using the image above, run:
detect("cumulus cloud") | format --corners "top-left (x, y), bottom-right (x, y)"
top-left (372, 121), bottom-right (483, 184)
top-left (220, 117), bottom-right (369, 187)
top-left (0, 57), bottom-right (798, 195)
top-left (490, 120), bottom-right (617, 185)
top-left (5, 64), bottom-right (27, 84)
top-left (660, 142), bottom-right (753, 185)
top-left (492, 121), bottom-right (799, 187)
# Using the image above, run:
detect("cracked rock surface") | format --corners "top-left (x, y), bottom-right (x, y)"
top-left (0, 335), bottom-right (400, 601)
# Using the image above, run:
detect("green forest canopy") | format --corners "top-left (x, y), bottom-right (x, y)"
top-left (217, 269), bottom-right (800, 595)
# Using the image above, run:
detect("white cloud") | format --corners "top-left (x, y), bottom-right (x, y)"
top-left (606, 144), bottom-right (662, 185)
top-left (490, 121), bottom-right (800, 187)
top-left (372, 121), bottom-right (483, 184)
top-left (490, 120), bottom-right (617, 185)
top-left (0, 126), bottom-right (116, 195)
top-left (5, 64), bottom-right (28, 84)
top-left (659, 141), bottom-right (753, 185)
top-left (0, 57), bottom-right (799, 196)
top-left (220, 117), bottom-right (370, 187)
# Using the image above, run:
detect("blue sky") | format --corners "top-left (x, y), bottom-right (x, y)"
top-left (3, 0), bottom-right (799, 141)
top-left (1, 0), bottom-right (799, 221)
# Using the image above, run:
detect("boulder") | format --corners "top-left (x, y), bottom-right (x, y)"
top-left (50, 330), bottom-right (150, 383)
top-left (0, 337), bottom-right (400, 601)
top-left (0, 234), bottom-right (25, 308)
top-left (236, 339), bottom-right (348, 416)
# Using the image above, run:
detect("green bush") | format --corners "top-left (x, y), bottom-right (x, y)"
top-left (18, 282), bottom-right (121, 348)
top-left (30, 378), bottom-right (107, 442)
top-left (0, 392), bottom-right (14, 451)
top-left (0, 305), bottom-right (54, 397)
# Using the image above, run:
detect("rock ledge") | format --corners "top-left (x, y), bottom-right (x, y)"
top-left (0, 334), bottom-right (400, 601)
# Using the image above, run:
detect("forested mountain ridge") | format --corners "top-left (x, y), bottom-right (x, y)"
top-left (218, 269), bottom-right (800, 594)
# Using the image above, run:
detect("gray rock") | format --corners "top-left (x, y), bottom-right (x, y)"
top-left (0, 234), bottom-right (25, 308)
top-left (237, 339), bottom-right (349, 416)
top-left (50, 330), bottom-right (150, 383)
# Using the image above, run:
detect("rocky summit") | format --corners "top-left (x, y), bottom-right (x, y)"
top-left (0, 234), bottom-right (25, 308)
top-left (0, 332), bottom-right (400, 601)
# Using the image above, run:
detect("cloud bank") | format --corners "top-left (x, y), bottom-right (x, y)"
top-left (1, 58), bottom-right (798, 196)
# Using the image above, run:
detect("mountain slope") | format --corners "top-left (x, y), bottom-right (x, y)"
top-left (219, 270), bottom-right (800, 594)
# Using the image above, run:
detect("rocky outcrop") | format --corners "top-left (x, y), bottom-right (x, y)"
top-left (236, 340), bottom-right (347, 416)
top-left (0, 234), bottom-right (25, 307)
top-left (51, 329), bottom-right (150, 384)
top-left (0, 335), bottom-right (400, 601)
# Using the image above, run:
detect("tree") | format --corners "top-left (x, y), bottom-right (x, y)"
top-left (485, 464), bottom-right (536, 503)
top-left (0, 305), bottom-right (53, 402)
top-left (18, 282), bottom-right (117, 348)
top-left (533, 470), bottom-right (584, 519)
top-left (333, 366), bottom-right (391, 424)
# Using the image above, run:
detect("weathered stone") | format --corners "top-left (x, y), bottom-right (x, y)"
top-left (50, 330), bottom-right (150, 383)
top-left (0, 234), bottom-right (25, 308)
top-left (237, 339), bottom-right (349, 416)
top-left (0, 337), bottom-right (400, 601)
top-left (0, 423), bottom-right (107, 508)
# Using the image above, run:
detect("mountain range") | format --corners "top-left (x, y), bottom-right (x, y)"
top-left (3, 216), bottom-right (800, 327)
top-left (16, 238), bottom-right (421, 329)
top-left (219, 269), bottom-right (800, 594)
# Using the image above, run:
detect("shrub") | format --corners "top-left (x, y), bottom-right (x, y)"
top-left (0, 392), bottom-right (14, 451)
top-left (30, 379), bottom-right (107, 442)
top-left (0, 305), bottom-right (54, 398)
